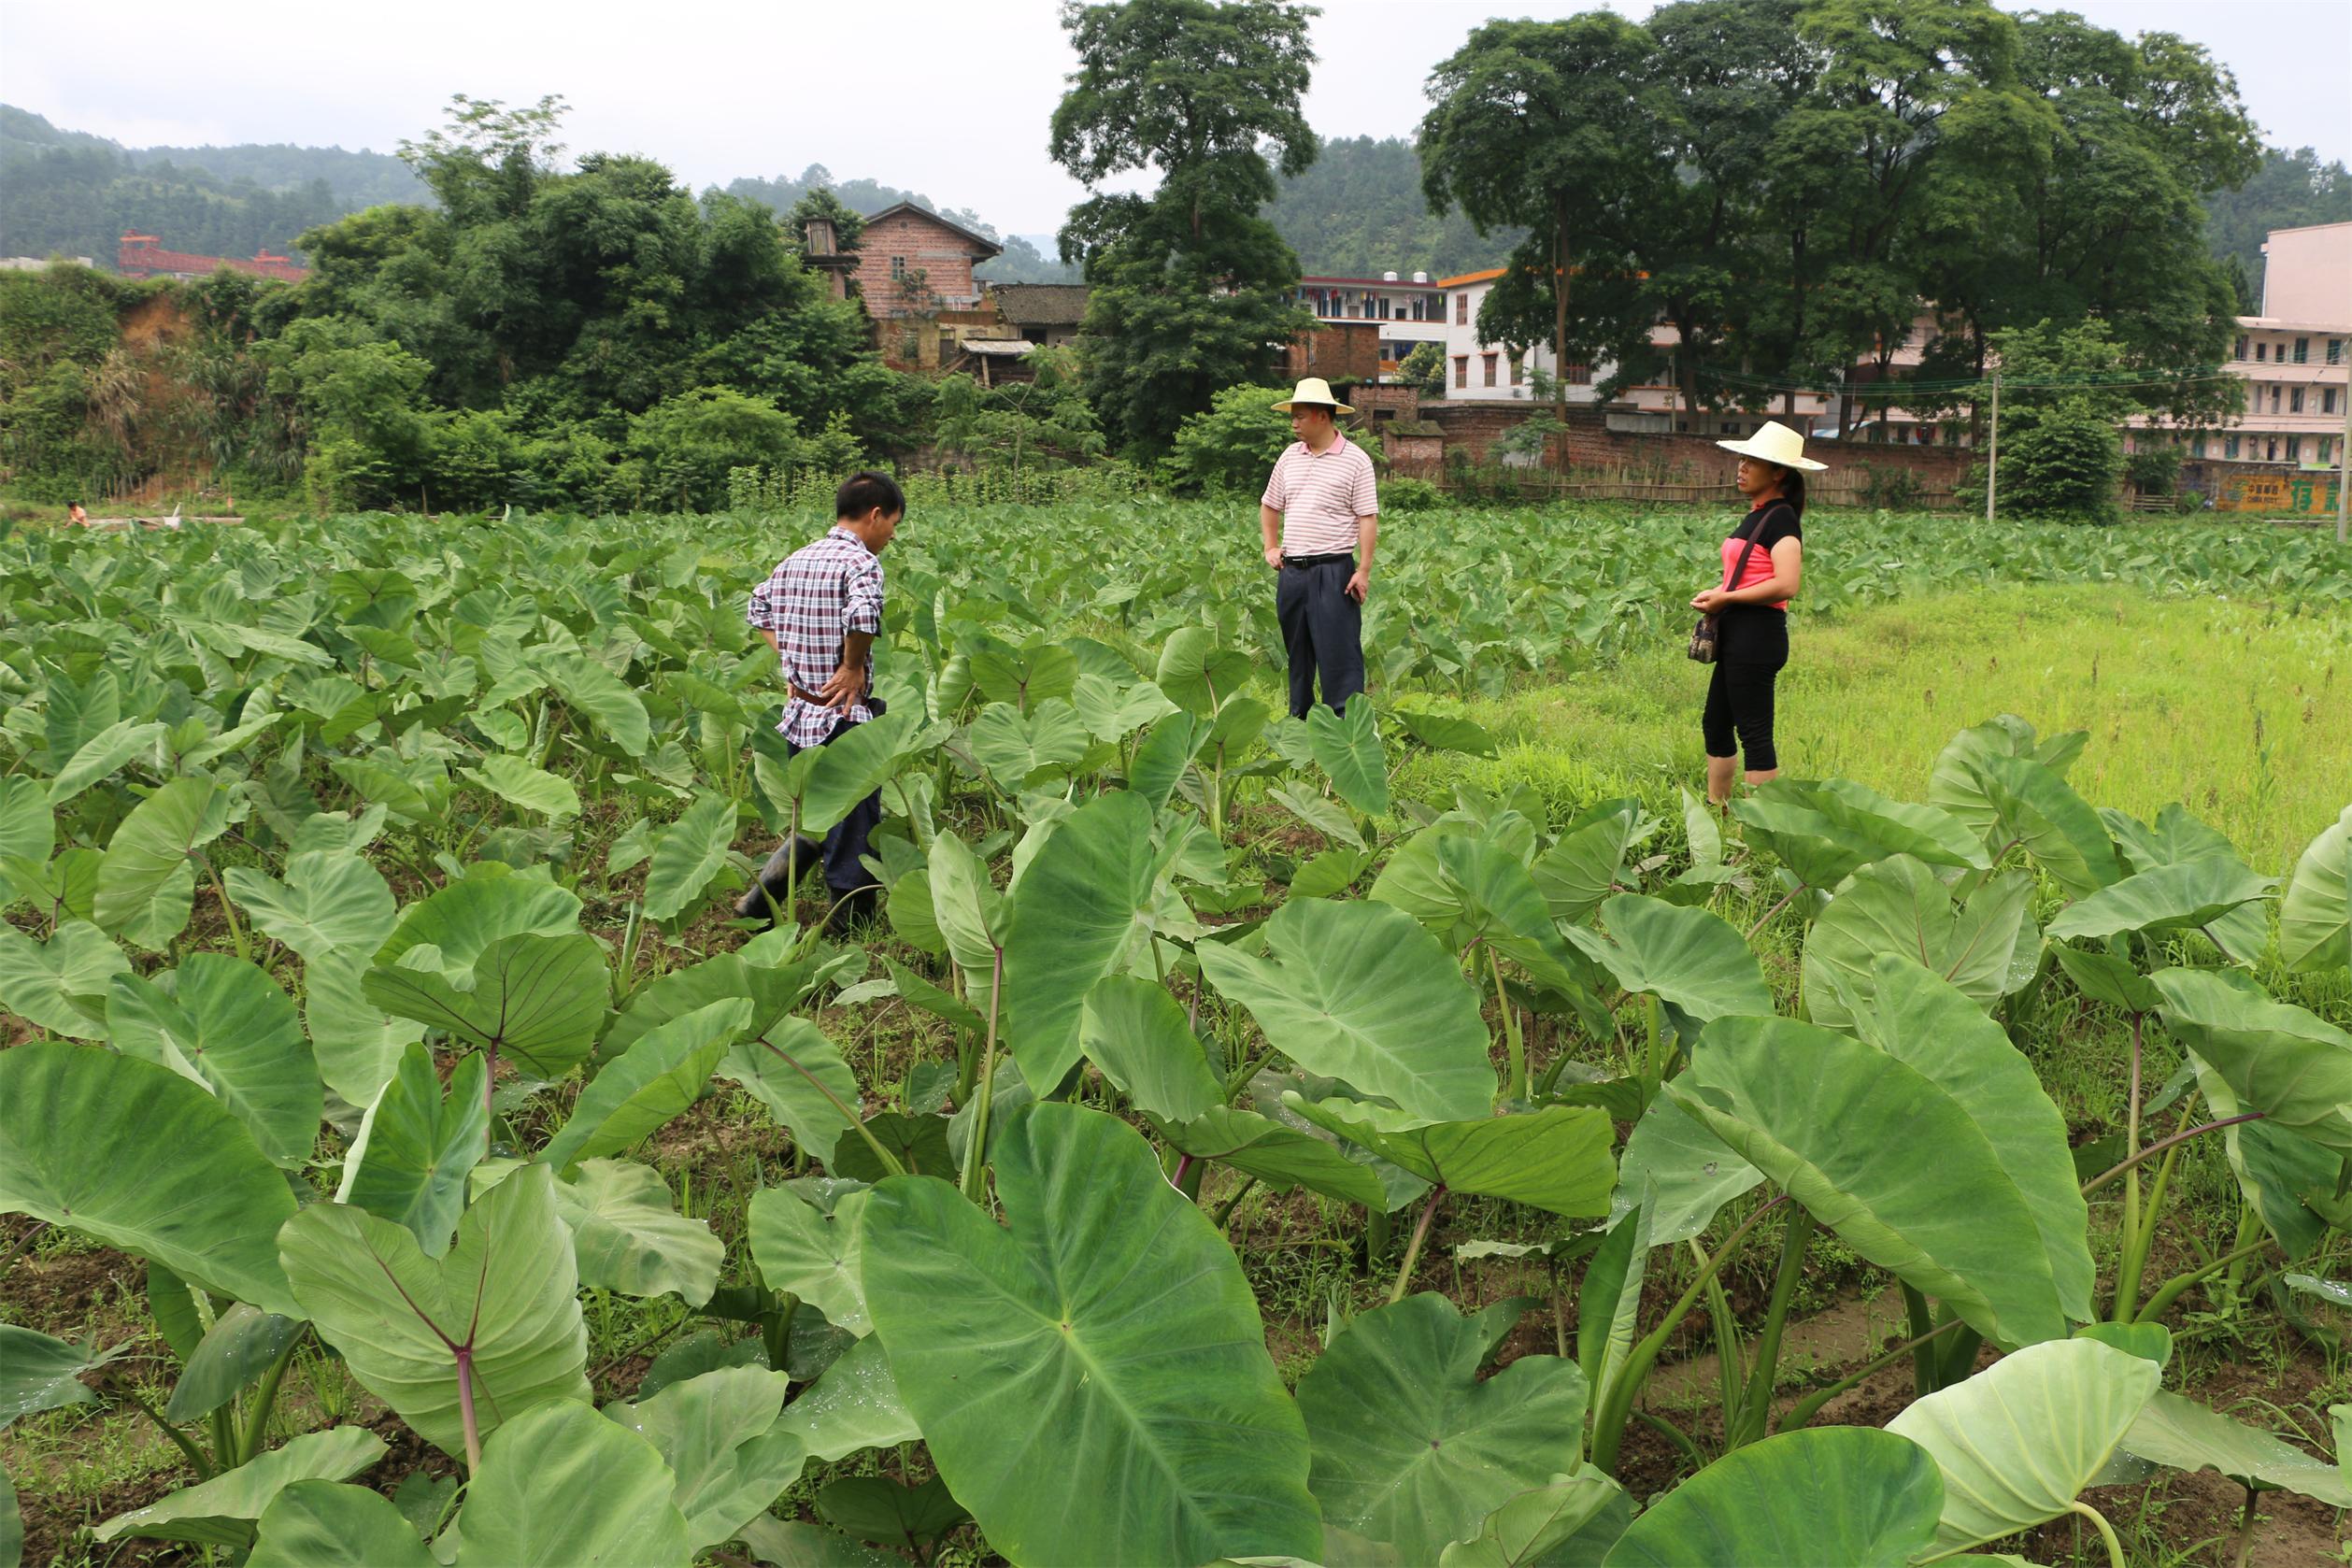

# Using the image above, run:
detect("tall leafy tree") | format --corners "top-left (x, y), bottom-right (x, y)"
top-left (1050, 0), bottom-right (1319, 458)
top-left (1418, 12), bottom-right (1669, 422)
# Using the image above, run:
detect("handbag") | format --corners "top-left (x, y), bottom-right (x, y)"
top-left (1688, 532), bottom-right (1762, 664)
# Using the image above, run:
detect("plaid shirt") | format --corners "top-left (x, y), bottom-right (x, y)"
top-left (747, 526), bottom-right (885, 747)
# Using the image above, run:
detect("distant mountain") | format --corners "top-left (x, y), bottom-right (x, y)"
top-left (1263, 135), bottom-right (1515, 280)
top-left (2202, 145), bottom-right (2352, 291)
top-left (0, 105), bottom-right (413, 265)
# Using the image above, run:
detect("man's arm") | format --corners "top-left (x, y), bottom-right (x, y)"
top-left (1346, 513), bottom-right (1378, 603)
top-left (1260, 503), bottom-right (1284, 569)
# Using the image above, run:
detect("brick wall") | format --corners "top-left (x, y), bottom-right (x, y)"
top-left (1419, 402), bottom-right (1972, 487)
top-left (1288, 323), bottom-right (1382, 384)
top-left (856, 210), bottom-right (985, 320)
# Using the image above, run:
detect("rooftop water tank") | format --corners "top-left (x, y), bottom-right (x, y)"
top-left (1383, 271), bottom-right (1399, 281)
top-left (1412, 271), bottom-right (1429, 282)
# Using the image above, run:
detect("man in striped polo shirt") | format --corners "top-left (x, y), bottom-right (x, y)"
top-left (1260, 378), bottom-right (1379, 719)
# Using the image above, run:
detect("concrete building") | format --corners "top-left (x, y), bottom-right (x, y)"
top-left (2199, 222), bottom-right (2347, 472)
top-left (1292, 273), bottom-right (1451, 375)
top-left (1433, 268), bottom-right (1593, 404)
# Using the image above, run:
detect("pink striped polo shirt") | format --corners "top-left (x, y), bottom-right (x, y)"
top-left (1262, 437), bottom-right (1378, 556)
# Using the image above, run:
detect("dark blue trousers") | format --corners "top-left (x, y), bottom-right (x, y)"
top-left (1276, 554), bottom-right (1365, 720)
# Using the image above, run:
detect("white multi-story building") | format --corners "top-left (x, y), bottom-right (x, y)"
top-left (2200, 223), bottom-right (2346, 471)
top-left (1433, 268), bottom-right (1601, 404)
top-left (1292, 273), bottom-right (1451, 370)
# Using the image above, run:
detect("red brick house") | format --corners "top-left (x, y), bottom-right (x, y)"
top-left (853, 204), bottom-right (1005, 369)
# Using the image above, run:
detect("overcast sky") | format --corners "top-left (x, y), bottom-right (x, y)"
top-left (3, 0), bottom-right (2345, 235)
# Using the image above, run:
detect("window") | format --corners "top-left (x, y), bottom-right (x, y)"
top-left (2191, 435), bottom-right (2206, 458)
top-left (2265, 438), bottom-right (2278, 462)
top-left (1720, 421), bottom-right (1741, 434)
top-left (2290, 387), bottom-right (2304, 413)
top-left (2322, 437), bottom-right (2335, 466)
top-left (2256, 342), bottom-right (2267, 361)
top-left (2271, 386), bottom-right (2282, 412)
top-left (2293, 337), bottom-right (2308, 363)
top-left (1508, 356), bottom-right (1524, 387)
top-left (1562, 363), bottom-right (1592, 386)
top-left (2224, 434), bottom-right (2240, 460)
top-left (2286, 435), bottom-right (2302, 463)
top-left (1456, 293), bottom-right (1468, 326)
top-left (2326, 388), bottom-right (2340, 415)
top-left (890, 256), bottom-right (905, 278)
top-left (1453, 355), bottom-right (1468, 390)
top-left (2328, 338), bottom-right (2344, 365)
top-left (1482, 352), bottom-right (1498, 387)
top-left (2234, 335), bottom-right (2248, 360)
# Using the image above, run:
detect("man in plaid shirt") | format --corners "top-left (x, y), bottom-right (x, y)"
top-left (734, 472), bottom-right (903, 932)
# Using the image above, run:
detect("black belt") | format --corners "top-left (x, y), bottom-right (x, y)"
top-left (1282, 552), bottom-right (1354, 569)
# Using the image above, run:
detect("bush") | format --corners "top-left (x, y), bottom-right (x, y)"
top-left (1164, 382), bottom-right (1378, 495)
top-left (2125, 446), bottom-right (2181, 495)
top-left (1381, 476), bottom-right (1444, 513)
top-left (2002, 398), bottom-right (2123, 523)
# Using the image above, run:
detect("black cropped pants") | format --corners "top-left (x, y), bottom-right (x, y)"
top-left (1702, 658), bottom-right (1785, 773)
top-left (1276, 553), bottom-right (1365, 720)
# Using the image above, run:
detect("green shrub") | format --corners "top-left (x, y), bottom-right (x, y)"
top-left (1381, 476), bottom-right (1444, 513)
top-left (2126, 446), bottom-right (2182, 495)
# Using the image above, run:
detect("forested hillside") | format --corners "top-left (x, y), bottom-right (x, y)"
top-left (2202, 145), bottom-right (2352, 290)
top-left (1262, 135), bottom-right (1514, 278)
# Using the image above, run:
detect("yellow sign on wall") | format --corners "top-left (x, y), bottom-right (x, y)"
top-left (2217, 471), bottom-right (2341, 514)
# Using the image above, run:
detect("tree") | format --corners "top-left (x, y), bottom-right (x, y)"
top-left (1165, 380), bottom-right (1376, 495)
top-left (1396, 341), bottom-right (1446, 398)
top-left (1049, 0), bottom-right (1320, 458)
top-left (2202, 146), bottom-right (2352, 282)
top-left (395, 94), bottom-right (570, 222)
top-left (933, 348), bottom-right (1105, 478)
top-left (784, 185), bottom-right (865, 252)
top-left (1419, 13), bottom-right (1669, 429)
top-left (1974, 319), bottom-right (2140, 523)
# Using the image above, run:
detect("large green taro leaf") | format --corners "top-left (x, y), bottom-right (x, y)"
top-left (2153, 966), bottom-right (2352, 1155)
top-left (453, 1400), bottom-right (691, 1566)
top-left (2046, 858), bottom-right (2275, 944)
top-left (371, 874), bottom-right (583, 974)
top-left (2179, 1052), bottom-right (2338, 1259)
top-left (93, 1427), bottom-right (389, 1550)
top-left (1297, 1294), bottom-right (1586, 1561)
top-left (1614, 1086), bottom-right (1763, 1247)
top-left (0, 919), bottom-right (125, 1040)
top-left (2118, 1390), bottom-right (2352, 1507)
top-left (1198, 897), bottom-right (1495, 1123)
top-left (1307, 695), bottom-right (1390, 816)
top-left (541, 998), bottom-right (748, 1172)
top-left (1887, 1338), bottom-right (2160, 1554)
top-left (1801, 855), bottom-right (2036, 1031)
top-left (2280, 804), bottom-right (2351, 974)
top-left (1671, 1018), bottom-right (2066, 1347)
top-left (0, 1043), bottom-right (299, 1317)
top-left (339, 1045), bottom-right (488, 1256)
top-left (278, 1162), bottom-right (591, 1459)
top-left (554, 1159), bottom-right (723, 1307)
top-left (968, 699), bottom-right (1090, 788)
top-left (223, 850), bottom-right (397, 964)
top-left (1562, 894), bottom-right (1770, 1028)
top-left (1154, 627), bottom-right (1253, 718)
top-left (364, 931), bottom-right (609, 1079)
top-left (1841, 957), bottom-right (2094, 1323)
top-left (860, 1104), bottom-right (1319, 1566)
top-left (164, 1304), bottom-right (300, 1424)
top-left (1283, 1097), bottom-right (1618, 1219)
top-left (1079, 974), bottom-right (1224, 1123)
top-left (602, 948), bottom-right (829, 1060)
top-left (1599, 1427), bottom-right (1942, 1568)
top-left (1003, 791), bottom-right (1165, 1091)
top-left (606, 1365), bottom-right (807, 1550)
top-left (750, 1181), bottom-right (871, 1335)
top-left (1159, 1105), bottom-right (1389, 1208)
top-left (643, 793), bottom-right (739, 922)
top-left (1961, 750), bottom-right (2123, 898)
top-left (93, 777), bottom-right (231, 951)
top-left (460, 753), bottom-right (580, 820)
top-left (107, 955), bottom-right (321, 1170)
top-left (248, 1481), bottom-right (435, 1567)
top-left (769, 1335), bottom-right (919, 1462)
top-left (0, 1325), bottom-right (113, 1426)
top-left (304, 948), bottom-right (423, 1109)
top-left (718, 1016), bottom-right (862, 1168)
top-left (1733, 778), bottom-right (1986, 889)
top-left (541, 653), bottom-right (652, 758)
top-left (1437, 1472), bottom-right (1629, 1568)
top-left (1531, 802), bottom-right (1641, 926)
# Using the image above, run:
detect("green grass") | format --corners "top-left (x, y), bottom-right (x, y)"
top-left (1401, 583), bottom-right (2350, 877)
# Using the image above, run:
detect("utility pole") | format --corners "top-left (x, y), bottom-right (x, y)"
top-left (1985, 369), bottom-right (2001, 523)
top-left (2337, 393), bottom-right (2348, 545)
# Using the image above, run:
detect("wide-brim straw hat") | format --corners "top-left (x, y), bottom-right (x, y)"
top-left (1717, 420), bottom-right (1827, 471)
top-left (1272, 377), bottom-right (1354, 415)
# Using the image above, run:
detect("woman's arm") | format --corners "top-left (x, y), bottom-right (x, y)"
top-left (1692, 536), bottom-right (1803, 611)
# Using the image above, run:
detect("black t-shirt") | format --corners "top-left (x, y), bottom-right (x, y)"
top-left (1718, 502), bottom-right (1802, 663)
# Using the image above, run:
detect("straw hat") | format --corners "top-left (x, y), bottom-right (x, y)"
top-left (1272, 377), bottom-right (1354, 415)
top-left (1717, 420), bottom-right (1827, 471)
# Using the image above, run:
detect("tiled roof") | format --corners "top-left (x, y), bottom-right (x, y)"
top-left (991, 283), bottom-right (1090, 325)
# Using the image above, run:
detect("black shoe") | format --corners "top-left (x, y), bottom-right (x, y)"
top-left (823, 887), bottom-right (880, 939)
top-left (733, 834), bottom-right (825, 923)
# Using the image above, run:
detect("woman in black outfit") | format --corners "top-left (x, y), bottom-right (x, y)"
top-left (1690, 421), bottom-right (1824, 807)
